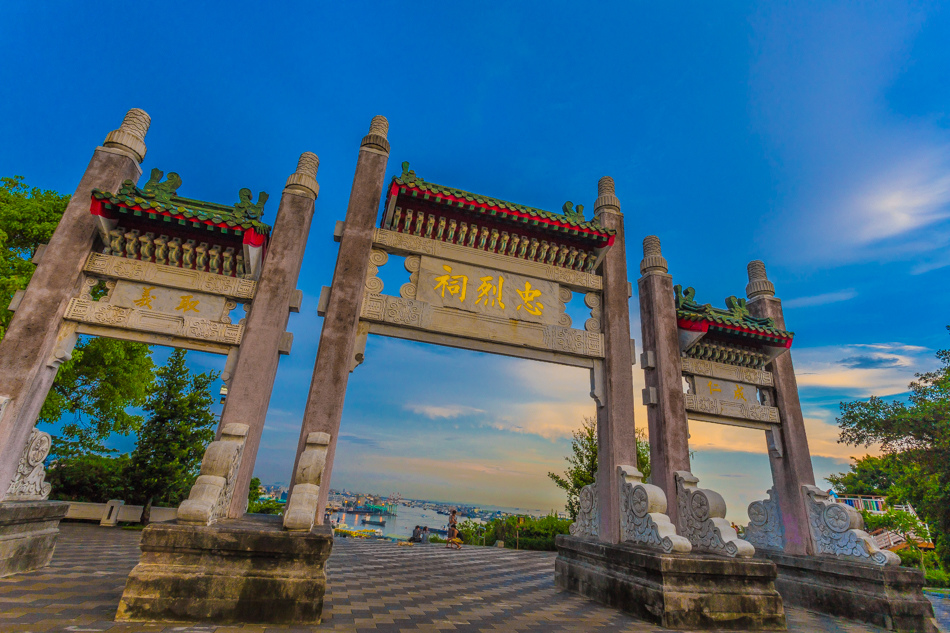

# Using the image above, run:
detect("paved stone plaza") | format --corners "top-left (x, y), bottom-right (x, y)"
top-left (0, 524), bottom-right (947, 632)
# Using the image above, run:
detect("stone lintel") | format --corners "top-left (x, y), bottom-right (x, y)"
top-left (64, 298), bottom-right (243, 347)
top-left (0, 500), bottom-right (68, 577)
top-left (116, 515), bottom-right (332, 624)
top-left (73, 324), bottom-right (233, 356)
top-left (555, 535), bottom-right (786, 630)
top-left (681, 357), bottom-right (774, 387)
top-left (761, 551), bottom-right (938, 633)
top-left (85, 253), bottom-right (257, 300)
top-left (373, 228), bottom-right (603, 293)
top-left (360, 292), bottom-right (605, 360)
top-left (367, 321), bottom-right (596, 369)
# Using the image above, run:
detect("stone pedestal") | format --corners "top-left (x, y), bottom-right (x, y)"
top-left (0, 500), bottom-right (68, 577)
top-left (555, 535), bottom-right (786, 630)
top-left (763, 552), bottom-right (939, 633)
top-left (116, 514), bottom-right (333, 624)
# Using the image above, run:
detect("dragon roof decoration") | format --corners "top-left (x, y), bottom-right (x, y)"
top-left (390, 162), bottom-right (615, 247)
top-left (675, 285), bottom-right (793, 346)
top-left (91, 168), bottom-right (271, 237)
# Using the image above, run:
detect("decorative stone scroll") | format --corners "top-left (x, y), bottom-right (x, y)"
top-left (744, 487), bottom-right (785, 552)
top-left (803, 485), bottom-right (899, 566)
top-left (5, 428), bottom-right (52, 501)
top-left (283, 432), bottom-right (331, 531)
top-left (373, 228), bottom-right (603, 292)
top-left (85, 253), bottom-right (256, 300)
top-left (618, 465), bottom-right (691, 553)
top-left (584, 292), bottom-right (602, 333)
top-left (177, 423), bottom-right (249, 526)
top-left (674, 471), bottom-right (754, 558)
top-left (569, 482), bottom-right (599, 539)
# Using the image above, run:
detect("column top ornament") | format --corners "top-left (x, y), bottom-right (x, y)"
top-left (746, 260), bottom-right (775, 299)
top-left (361, 115), bottom-right (391, 154)
top-left (640, 235), bottom-right (668, 275)
top-left (593, 176), bottom-right (621, 216)
top-left (284, 151), bottom-right (320, 199)
top-left (103, 108), bottom-right (150, 164)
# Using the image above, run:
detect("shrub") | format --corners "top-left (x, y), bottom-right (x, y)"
top-left (925, 568), bottom-right (949, 588)
top-left (47, 453), bottom-right (130, 502)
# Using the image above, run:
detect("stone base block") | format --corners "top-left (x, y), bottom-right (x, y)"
top-left (0, 500), bottom-right (68, 577)
top-left (555, 535), bottom-right (786, 630)
top-left (116, 514), bottom-right (333, 624)
top-left (763, 551), bottom-right (939, 633)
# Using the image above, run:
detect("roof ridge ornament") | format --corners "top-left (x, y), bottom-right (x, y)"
top-left (142, 168), bottom-right (181, 203)
top-left (561, 201), bottom-right (586, 223)
top-left (234, 189), bottom-right (269, 220)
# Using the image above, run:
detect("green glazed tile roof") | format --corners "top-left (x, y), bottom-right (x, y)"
top-left (392, 162), bottom-right (614, 240)
top-left (92, 168), bottom-right (271, 235)
top-left (675, 285), bottom-right (793, 341)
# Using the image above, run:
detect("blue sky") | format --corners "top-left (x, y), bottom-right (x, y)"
top-left (2, 2), bottom-right (949, 519)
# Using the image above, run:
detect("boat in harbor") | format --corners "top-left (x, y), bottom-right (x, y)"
top-left (362, 518), bottom-right (386, 527)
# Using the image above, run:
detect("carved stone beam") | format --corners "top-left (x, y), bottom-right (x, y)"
top-left (283, 432), bottom-right (331, 531)
top-left (177, 423), bottom-right (249, 525)
top-left (618, 465), bottom-right (691, 553)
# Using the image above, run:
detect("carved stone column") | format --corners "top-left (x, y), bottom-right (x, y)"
top-left (222, 153), bottom-right (319, 518)
top-left (291, 117), bottom-right (391, 519)
top-left (0, 109), bottom-right (148, 499)
top-left (637, 236), bottom-right (691, 526)
top-left (745, 261), bottom-right (816, 556)
top-left (590, 177), bottom-right (638, 544)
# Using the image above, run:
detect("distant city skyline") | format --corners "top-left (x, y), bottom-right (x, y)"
top-left (4, 3), bottom-right (949, 522)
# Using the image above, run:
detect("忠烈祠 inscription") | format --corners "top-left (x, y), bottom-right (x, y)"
top-left (416, 256), bottom-right (561, 326)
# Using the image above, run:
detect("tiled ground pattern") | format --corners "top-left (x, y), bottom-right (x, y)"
top-left (0, 523), bottom-right (944, 633)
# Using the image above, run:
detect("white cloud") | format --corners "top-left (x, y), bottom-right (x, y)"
top-left (783, 289), bottom-right (857, 309)
top-left (404, 404), bottom-right (485, 419)
top-left (792, 342), bottom-right (933, 396)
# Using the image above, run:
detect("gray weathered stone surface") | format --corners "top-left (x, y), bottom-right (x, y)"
top-left (555, 534), bottom-right (786, 630)
top-left (0, 116), bottom-right (145, 500)
top-left (763, 551), bottom-right (939, 633)
top-left (0, 500), bottom-right (68, 577)
top-left (591, 177), bottom-right (638, 544)
top-left (116, 515), bottom-right (332, 624)
top-left (745, 261), bottom-right (817, 556)
top-left (637, 237), bottom-right (691, 527)
top-left (220, 156), bottom-right (318, 518)
top-left (293, 117), bottom-right (390, 520)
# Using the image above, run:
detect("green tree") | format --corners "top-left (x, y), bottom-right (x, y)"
top-left (862, 508), bottom-right (932, 573)
top-left (46, 453), bottom-right (131, 502)
top-left (127, 349), bottom-right (217, 524)
top-left (837, 327), bottom-right (950, 567)
top-left (827, 454), bottom-right (904, 497)
top-left (548, 417), bottom-right (651, 520)
top-left (0, 176), bottom-right (154, 455)
top-left (249, 477), bottom-right (262, 504)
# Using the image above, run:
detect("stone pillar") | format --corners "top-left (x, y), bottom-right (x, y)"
top-left (745, 261), bottom-right (816, 556)
top-left (222, 153), bottom-right (319, 518)
top-left (591, 177), bottom-right (638, 544)
top-left (637, 236), bottom-right (691, 526)
top-left (290, 116), bottom-right (390, 520)
top-left (0, 109), bottom-right (149, 499)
